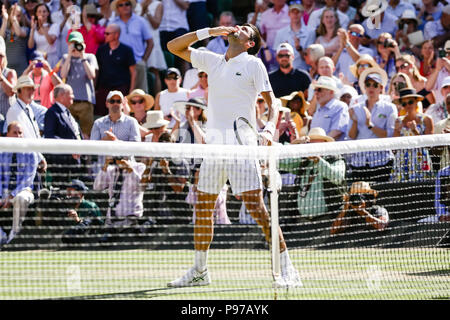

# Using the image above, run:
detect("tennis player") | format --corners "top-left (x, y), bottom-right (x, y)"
top-left (166, 24), bottom-right (302, 288)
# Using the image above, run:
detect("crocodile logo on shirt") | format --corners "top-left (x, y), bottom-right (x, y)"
top-left (235, 72), bottom-right (242, 76)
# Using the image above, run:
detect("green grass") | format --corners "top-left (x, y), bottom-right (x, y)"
top-left (0, 248), bottom-right (449, 300)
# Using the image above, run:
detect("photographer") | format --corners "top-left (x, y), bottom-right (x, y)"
top-left (374, 33), bottom-right (401, 81)
top-left (61, 179), bottom-right (104, 245)
top-left (330, 181), bottom-right (389, 235)
top-left (60, 31), bottom-right (98, 139)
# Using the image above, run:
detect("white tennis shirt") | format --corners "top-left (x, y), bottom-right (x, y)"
top-left (190, 48), bottom-right (272, 145)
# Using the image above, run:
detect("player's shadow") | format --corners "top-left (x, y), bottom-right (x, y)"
top-left (50, 287), bottom-right (181, 300)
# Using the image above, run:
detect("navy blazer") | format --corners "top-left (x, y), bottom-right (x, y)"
top-left (44, 103), bottom-right (82, 140)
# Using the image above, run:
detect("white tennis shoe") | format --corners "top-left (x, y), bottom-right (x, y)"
top-left (274, 266), bottom-right (303, 289)
top-left (167, 266), bottom-right (211, 288)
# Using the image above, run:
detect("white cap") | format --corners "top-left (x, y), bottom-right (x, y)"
top-left (339, 85), bottom-right (358, 99)
top-left (276, 42), bottom-right (294, 55)
top-left (441, 76), bottom-right (450, 89)
top-left (311, 76), bottom-right (338, 92)
top-left (106, 90), bottom-right (124, 101)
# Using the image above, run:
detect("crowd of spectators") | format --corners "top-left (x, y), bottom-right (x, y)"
top-left (1, 0), bottom-right (450, 246)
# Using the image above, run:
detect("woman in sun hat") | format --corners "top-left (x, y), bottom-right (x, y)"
top-left (280, 91), bottom-right (311, 137)
top-left (127, 89), bottom-right (155, 125)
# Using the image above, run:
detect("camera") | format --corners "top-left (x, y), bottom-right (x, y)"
top-left (35, 62), bottom-right (43, 68)
top-left (73, 42), bottom-right (85, 52)
top-left (383, 38), bottom-right (395, 48)
top-left (438, 48), bottom-right (447, 58)
top-left (349, 193), bottom-right (375, 206)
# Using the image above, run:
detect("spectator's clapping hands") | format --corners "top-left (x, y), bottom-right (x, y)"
top-left (102, 128), bottom-right (118, 141)
top-left (67, 209), bottom-right (81, 223)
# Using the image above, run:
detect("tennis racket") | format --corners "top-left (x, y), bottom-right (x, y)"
top-left (233, 116), bottom-right (272, 146)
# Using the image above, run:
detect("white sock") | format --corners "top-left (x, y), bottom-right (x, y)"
top-left (194, 250), bottom-right (208, 272)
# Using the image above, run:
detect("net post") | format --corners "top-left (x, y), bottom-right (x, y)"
top-left (267, 146), bottom-right (280, 282)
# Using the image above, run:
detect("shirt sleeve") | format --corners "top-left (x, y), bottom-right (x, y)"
top-left (330, 102), bottom-right (349, 133)
top-left (252, 58), bottom-right (272, 93)
top-left (49, 23), bottom-right (60, 37)
top-left (190, 47), bottom-right (222, 75)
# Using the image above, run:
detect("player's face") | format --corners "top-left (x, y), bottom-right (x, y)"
top-left (229, 25), bottom-right (255, 48)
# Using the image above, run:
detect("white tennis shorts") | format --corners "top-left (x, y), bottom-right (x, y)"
top-left (197, 158), bottom-right (263, 195)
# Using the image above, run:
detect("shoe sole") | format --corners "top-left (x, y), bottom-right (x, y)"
top-left (167, 281), bottom-right (211, 288)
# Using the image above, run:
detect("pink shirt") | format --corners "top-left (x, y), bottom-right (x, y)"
top-left (259, 5), bottom-right (290, 48)
top-left (68, 25), bottom-right (105, 55)
top-left (32, 73), bottom-right (54, 108)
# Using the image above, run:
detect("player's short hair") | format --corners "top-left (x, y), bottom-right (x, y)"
top-left (242, 23), bottom-right (262, 56)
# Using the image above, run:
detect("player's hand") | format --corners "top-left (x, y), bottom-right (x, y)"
top-left (209, 26), bottom-right (239, 37)
top-left (259, 131), bottom-right (273, 146)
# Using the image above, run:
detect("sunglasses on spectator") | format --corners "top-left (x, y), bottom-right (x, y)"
top-left (401, 99), bottom-right (416, 107)
top-left (365, 81), bottom-right (379, 88)
top-left (357, 63), bottom-right (370, 69)
top-left (277, 54), bottom-right (291, 59)
top-left (350, 31), bottom-right (362, 38)
top-left (198, 74), bottom-right (207, 78)
top-left (165, 75), bottom-right (179, 80)
top-left (396, 62), bottom-right (410, 70)
top-left (108, 99), bottom-right (122, 104)
top-left (130, 99), bottom-right (144, 105)
top-left (314, 88), bottom-right (324, 92)
top-left (104, 32), bottom-right (114, 35)
top-left (118, 2), bottom-right (132, 7)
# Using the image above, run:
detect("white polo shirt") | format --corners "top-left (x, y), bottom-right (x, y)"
top-left (190, 48), bottom-right (272, 145)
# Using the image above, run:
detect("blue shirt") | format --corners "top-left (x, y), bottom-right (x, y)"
top-left (90, 113), bottom-right (141, 142)
top-left (0, 152), bottom-right (39, 198)
top-left (363, 12), bottom-right (398, 40)
top-left (311, 98), bottom-right (349, 141)
top-left (347, 99), bottom-right (398, 167)
top-left (113, 13), bottom-right (153, 62)
top-left (435, 166), bottom-right (450, 219)
top-left (385, 2), bottom-right (415, 18)
top-left (206, 37), bottom-right (228, 55)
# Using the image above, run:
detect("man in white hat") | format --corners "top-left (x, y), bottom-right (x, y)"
top-left (310, 76), bottom-right (349, 141)
top-left (6, 75), bottom-right (41, 140)
top-left (361, 0), bottom-right (398, 45)
top-left (90, 90), bottom-right (140, 142)
top-left (426, 40), bottom-right (450, 104)
top-left (272, 2), bottom-right (315, 71)
top-left (167, 22), bottom-right (302, 288)
top-left (142, 110), bottom-right (170, 142)
top-left (425, 76), bottom-right (450, 124)
top-left (347, 69), bottom-right (397, 183)
top-left (269, 42), bottom-right (311, 98)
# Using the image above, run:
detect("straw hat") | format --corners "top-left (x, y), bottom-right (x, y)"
top-left (349, 54), bottom-right (378, 78)
top-left (126, 89), bottom-right (155, 111)
top-left (279, 91), bottom-right (310, 114)
top-left (143, 110), bottom-right (170, 129)
top-left (291, 127), bottom-right (334, 144)
top-left (111, 0), bottom-right (137, 12)
top-left (172, 97), bottom-right (207, 115)
top-left (358, 67), bottom-right (388, 95)
top-left (361, 0), bottom-right (388, 17)
top-left (84, 3), bottom-right (103, 18)
top-left (397, 10), bottom-right (421, 27)
top-left (349, 181), bottom-right (377, 196)
top-left (13, 75), bottom-right (37, 93)
top-left (310, 76), bottom-right (339, 93)
top-left (393, 88), bottom-right (424, 105)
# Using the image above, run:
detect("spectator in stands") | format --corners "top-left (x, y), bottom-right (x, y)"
top-left (310, 76), bottom-right (349, 141)
top-left (330, 181), bottom-right (389, 235)
top-left (142, 110), bottom-right (169, 142)
top-left (171, 97), bottom-right (207, 144)
top-left (418, 39), bottom-right (436, 78)
top-left (140, 131), bottom-right (190, 224)
top-left (300, 0), bottom-right (318, 26)
top-left (21, 51), bottom-right (62, 108)
top-left (44, 83), bottom-right (86, 188)
top-left (431, 92), bottom-right (450, 171)
top-left (187, 70), bottom-right (208, 101)
top-left (279, 127), bottom-right (346, 220)
top-left (94, 155), bottom-right (146, 228)
top-left (159, 0), bottom-right (190, 75)
top-left (374, 33), bottom-right (400, 81)
top-left (206, 11), bottom-right (235, 55)
top-left (95, 23), bottom-right (136, 117)
top-left (338, 0), bottom-right (357, 22)
top-left (426, 40), bottom-right (450, 105)
top-left (273, 102), bottom-right (299, 144)
top-left (0, 37), bottom-right (17, 119)
top-left (154, 67), bottom-right (188, 128)
top-left (259, 0), bottom-right (290, 72)
top-left (279, 91), bottom-right (311, 137)
top-left (392, 88), bottom-right (434, 181)
top-left (51, 0), bottom-right (79, 62)
top-left (338, 84), bottom-right (358, 107)
top-left (1, 4), bottom-right (28, 77)
top-left (79, 4), bottom-right (106, 55)
top-left (268, 42), bottom-right (311, 98)
top-left (396, 54), bottom-right (435, 110)
top-left (386, 0), bottom-right (415, 18)
top-left (43, 0), bottom-right (59, 14)
top-left (308, 0), bottom-right (349, 31)
top-left (423, 4), bottom-right (450, 48)
top-left (140, 0), bottom-right (167, 95)
top-left (20, 0), bottom-right (39, 28)
top-left (127, 88), bottom-right (155, 126)
top-left (347, 68), bottom-right (397, 183)
top-left (304, 43), bottom-right (325, 79)
top-left (61, 179), bottom-right (104, 245)
top-left (361, 0), bottom-right (398, 46)
top-left (90, 90), bottom-right (141, 143)
top-left (60, 31), bottom-right (98, 139)
top-left (98, 0), bottom-right (116, 27)
top-left (6, 75), bottom-right (41, 139)
top-left (394, 10), bottom-right (421, 54)
top-left (27, 3), bottom-right (60, 68)
top-left (186, 0), bottom-right (209, 37)
top-left (272, 2), bottom-right (314, 71)
top-left (387, 72), bottom-right (413, 108)
top-left (314, 8), bottom-right (341, 57)
top-left (334, 24), bottom-right (374, 85)
top-left (426, 77), bottom-right (450, 125)
top-left (348, 54), bottom-right (379, 95)
top-left (417, 0), bottom-right (443, 30)
top-left (111, 0), bottom-right (154, 92)
top-left (0, 121), bottom-right (40, 244)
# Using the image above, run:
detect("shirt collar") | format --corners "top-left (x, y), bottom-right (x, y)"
top-left (271, 4), bottom-right (288, 14)
top-left (226, 51), bottom-right (249, 63)
top-left (321, 98), bottom-right (336, 110)
top-left (55, 101), bottom-right (68, 113)
top-left (108, 112), bottom-right (125, 123)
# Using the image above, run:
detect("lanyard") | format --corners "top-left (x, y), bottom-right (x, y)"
top-left (16, 100), bottom-right (39, 138)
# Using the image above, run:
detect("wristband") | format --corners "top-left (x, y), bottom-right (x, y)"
top-left (264, 122), bottom-right (276, 136)
top-left (196, 28), bottom-right (210, 41)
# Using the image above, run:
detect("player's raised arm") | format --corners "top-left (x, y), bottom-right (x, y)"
top-left (167, 26), bottom-right (238, 63)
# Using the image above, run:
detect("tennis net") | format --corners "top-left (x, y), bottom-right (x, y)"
top-left (0, 134), bottom-right (449, 300)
